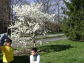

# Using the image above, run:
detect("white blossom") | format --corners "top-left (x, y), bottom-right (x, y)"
top-left (9, 3), bottom-right (55, 48)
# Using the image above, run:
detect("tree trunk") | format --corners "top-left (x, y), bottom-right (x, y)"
top-left (32, 32), bottom-right (36, 47)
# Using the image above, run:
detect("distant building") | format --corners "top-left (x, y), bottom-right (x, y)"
top-left (0, 0), bottom-right (11, 34)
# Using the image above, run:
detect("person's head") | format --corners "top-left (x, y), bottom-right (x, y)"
top-left (31, 48), bottom-right (38, 56)
top-left (5, 38), bottom-right (12, 46)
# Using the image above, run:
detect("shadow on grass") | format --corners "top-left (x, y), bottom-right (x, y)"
top-left (14, 55), bottom-right (30, 63)
top-left (39, 44), bottom-right (72, 53)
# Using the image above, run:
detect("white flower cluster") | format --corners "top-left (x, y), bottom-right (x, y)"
top-left (9, 3), bottom-right (55, 48)
top-left (9, 3), bottom-right (54, 38)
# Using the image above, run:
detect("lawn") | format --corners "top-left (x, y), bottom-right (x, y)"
top-left (0, 39), bottom-right (84, 63)
top-left (39, 39), bottom-right (84, 63)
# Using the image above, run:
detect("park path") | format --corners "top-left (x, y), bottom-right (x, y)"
top-left (19, 33), bottom-right (65, 40)
top-left (36, 33), bottom-right (66, 43)
top-left (36, 36), bottom-right (66, 43)
top-left (36, 33), bottom-right (64, 38)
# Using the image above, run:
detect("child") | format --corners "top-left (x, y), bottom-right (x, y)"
top-left (0, 38), bottom-right (14, 63)
top-left (30, 48), bottom-right (40, 63)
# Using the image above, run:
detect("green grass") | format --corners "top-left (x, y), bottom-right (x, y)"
top-left (14, 55), bottom-right (30, 63)
top-left (38, 39), bottom-right (84, 63)
top-left (1, 39), bottom-right (84, 63)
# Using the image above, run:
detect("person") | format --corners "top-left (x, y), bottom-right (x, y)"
top-left (0, 33), bottom-right (9, 46)
top-left (0, 38), bottom-right (14, 63)
top-left (30, 48), bottom-right (40, 63)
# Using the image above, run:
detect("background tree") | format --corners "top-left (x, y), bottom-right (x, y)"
top-left (34, 0), bottom-right (64, 33)
top-left (62, 0), bottom-right (84, 41)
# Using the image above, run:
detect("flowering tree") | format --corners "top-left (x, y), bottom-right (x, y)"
top-left (9, 3), bottom-right (54, 47)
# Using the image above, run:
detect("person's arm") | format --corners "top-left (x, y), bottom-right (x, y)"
top-left (37, 55), bottom-right (40, 63)
top-left (0, 46), bottom-right (5, 52)
top-left (30, 55), bottom-right (33, 63)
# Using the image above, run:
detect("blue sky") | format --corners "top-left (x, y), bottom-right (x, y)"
top-left (28, 0), bottom-right (65, 15)
top-left (28, 0), bottom-right (35, 3)
top-left (12, 0), bottom-right (65, 15)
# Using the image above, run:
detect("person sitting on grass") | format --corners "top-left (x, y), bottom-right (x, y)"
top-left (30, 48), bottom-right (40, 63)
top-left (0, 38), bottom-right (14, 63)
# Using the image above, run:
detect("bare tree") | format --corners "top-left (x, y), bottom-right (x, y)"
top-left (11, 0), bottom-right (30, 5)
top-left (34, 0), bottom-right (63, 33)
top-left (0, 0), bottom-right (11, 34)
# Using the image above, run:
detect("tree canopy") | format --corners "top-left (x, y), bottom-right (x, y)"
top-left (62, 0), bottom-right (84, 41)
